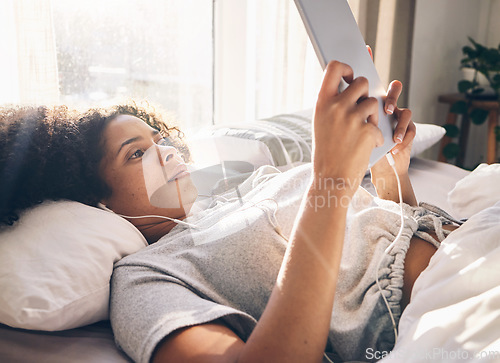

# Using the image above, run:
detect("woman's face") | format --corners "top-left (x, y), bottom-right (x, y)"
top-left (99, 115), bottom-right (198, 241)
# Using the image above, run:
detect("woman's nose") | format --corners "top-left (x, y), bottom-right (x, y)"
top-left (158, 145), bottom-right (177, 166)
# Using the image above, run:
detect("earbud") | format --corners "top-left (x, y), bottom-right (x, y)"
top-left (385, 152), bottom-right (396, 166)
top-left (97, 202), bottom-right (115, 213)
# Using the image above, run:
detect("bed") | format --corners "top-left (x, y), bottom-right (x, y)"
top-left (1, 110), bottom-right (498, 362)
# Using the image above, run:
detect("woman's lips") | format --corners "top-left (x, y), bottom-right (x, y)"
top-left (168, 164), bottom-right (189, 182)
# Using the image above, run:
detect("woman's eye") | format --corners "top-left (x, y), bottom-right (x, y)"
top-left (129, 149), bottom-right (145, 160)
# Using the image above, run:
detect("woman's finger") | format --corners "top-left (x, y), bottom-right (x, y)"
top-left (365, 122), bottom-right (385, 148)
top-left (356, 96), bottom-right (379, 126)
top-left (392, 120), bottom-right (416, 154)
top-left (356, 96), bottom-right (383, 147)
top-left (340, 76), bottom-right (370, 105)
top-left (318, 61), bottom-right (354, 103)
top-left (393, 108), bottom-right (412, 143)
top-left (385, 80), bottom-right (402, 115)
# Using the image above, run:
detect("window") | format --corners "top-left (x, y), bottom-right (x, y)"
top-left (53, 0), bottom-right (213, 130)
top-left (2, 1), bottom-right (408, 129)
top-left (1, 0), bottom-right (213, 130)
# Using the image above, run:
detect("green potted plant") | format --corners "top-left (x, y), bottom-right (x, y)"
top-left (442, 37), bottom-right (500, 164)
top-left (459, 37), bottom-right (500, 99)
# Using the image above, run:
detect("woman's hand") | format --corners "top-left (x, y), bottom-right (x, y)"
top-left (370, 79), bottom-right (418, 205)
top-left (370, 91), bottom-right (416, 178)
top-left (384, 80), bottom-right (416, 163)
top-left (312, 60), bottom-right (383, 198)
top-left (365, 44), bottom-right (417, 204)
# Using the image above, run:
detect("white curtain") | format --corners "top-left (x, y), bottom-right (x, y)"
top-left (251, 0), bottom-right (324, 119)
top-left (0, 0), bottom-right (19, 104)
top-left (373, 0), bottom-right (416, 107)
top-left (0, 0), bottom-right (59, 105)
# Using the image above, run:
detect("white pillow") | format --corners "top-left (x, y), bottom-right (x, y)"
top-left (187, 134), bottom-right (275, 169)
top-left (410, 122), bottom-right (446, 158)
top-left (448, 163), bottom-right (500, 219)
top-left (0, 201), bottom-right (147, 331)
top-left (188, 110), bottom-right (445, 168)
top-left (286, 109), bottom-right (446, 160)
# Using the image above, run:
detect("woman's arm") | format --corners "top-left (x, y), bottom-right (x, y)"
top-left (372, 169), bottom-right (418, 206)
top-left (153, 61), bottom-right (383, 363)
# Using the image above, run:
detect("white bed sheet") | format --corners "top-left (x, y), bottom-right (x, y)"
top-left (407, 158), bottom-right (470, 216)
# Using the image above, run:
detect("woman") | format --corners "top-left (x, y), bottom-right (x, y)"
top-left (0, 103), bottom-right (189, 227)
top-left (0, 61), bottom-right (455, 362)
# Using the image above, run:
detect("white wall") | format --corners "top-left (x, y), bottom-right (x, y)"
top-left (486, 0), bottom-right (500, 47)
top-left (409, 0), bottom-right (500, 167)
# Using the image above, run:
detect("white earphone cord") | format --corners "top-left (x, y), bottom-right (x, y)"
top-left (375, 152), bottom-right (404, 346)
top-left (114, 195), bottom-right (285, 236)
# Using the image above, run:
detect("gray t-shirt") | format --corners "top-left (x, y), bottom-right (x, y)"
top-left (110, 163), bottom-right (412, 363)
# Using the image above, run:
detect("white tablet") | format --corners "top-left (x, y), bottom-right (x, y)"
top-left (294, 0), bottom-right (396, 167)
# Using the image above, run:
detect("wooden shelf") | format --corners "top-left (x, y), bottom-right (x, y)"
top-left (438, 93), bottom-right (499, 167)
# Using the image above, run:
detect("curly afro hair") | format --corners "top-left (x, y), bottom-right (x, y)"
top-left (0, 102), bottom-right (189, 226)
